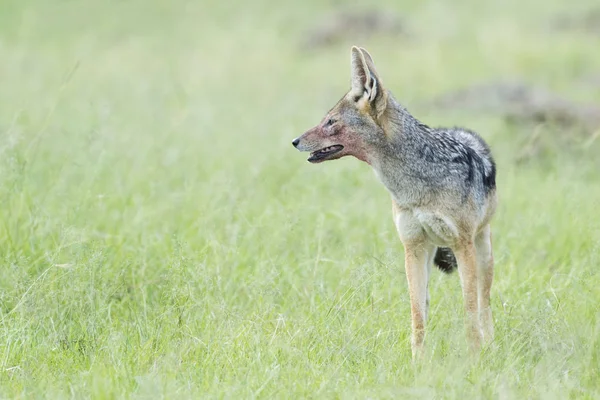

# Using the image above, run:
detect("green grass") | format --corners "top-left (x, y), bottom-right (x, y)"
top-left (1, 0), bottom-right (599, 398)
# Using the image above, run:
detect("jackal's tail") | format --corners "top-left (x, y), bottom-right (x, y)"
top-left (434, 247), bottom-right (457, 273)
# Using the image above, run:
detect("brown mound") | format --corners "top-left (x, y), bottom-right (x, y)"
top-left (301, 10), bottom-right (409, 50)
top-left (550, 8), bottom-right (600, 35)
top-left (425, 81), bottom-right (600, 132)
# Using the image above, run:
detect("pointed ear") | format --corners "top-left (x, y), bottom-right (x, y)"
top-left (351, 46), bottom-right (372, 98)
top-left (350, 46), bottom-right (386, 116)
top-left (359, 47), bottom-right (381, 83)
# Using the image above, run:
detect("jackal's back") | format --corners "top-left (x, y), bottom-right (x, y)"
top-left (386, 116), bottom-right (497, 210)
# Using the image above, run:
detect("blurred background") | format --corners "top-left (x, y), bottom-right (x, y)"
top-left (0, 0), bottom-right (599, 398)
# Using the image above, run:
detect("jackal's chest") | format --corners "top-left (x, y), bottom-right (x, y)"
top-left (394, 208), bottom-right (459, 247)
top-left (374, 171), bottom-right (424, 208)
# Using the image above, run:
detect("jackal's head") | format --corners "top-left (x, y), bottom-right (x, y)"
top-left (292, 46), bottom-right (388, 164)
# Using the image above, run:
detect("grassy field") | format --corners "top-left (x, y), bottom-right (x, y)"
top-left (1, 0), bottom-right (599, 398)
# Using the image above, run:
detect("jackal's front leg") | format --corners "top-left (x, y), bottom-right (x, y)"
top-left (402, 242), bottom-right (433, 358)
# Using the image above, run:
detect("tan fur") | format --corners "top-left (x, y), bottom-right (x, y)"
top-left (476, 225), bottom-right (494, 341)
top-left (393, 196), bottom-right (496, 356)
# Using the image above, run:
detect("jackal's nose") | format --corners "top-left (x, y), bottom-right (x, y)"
top-left (292, 138), bottom-right (300, 148)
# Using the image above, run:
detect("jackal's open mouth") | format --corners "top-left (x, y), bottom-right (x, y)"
top-left (307, 145), bottom-right (344, 163)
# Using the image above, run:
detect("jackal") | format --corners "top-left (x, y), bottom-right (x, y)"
top-left (292, 47), bottom-right (497, 357)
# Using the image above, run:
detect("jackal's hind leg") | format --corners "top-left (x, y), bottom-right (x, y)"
top-left (455, 241), bottom-right (483, 351)
top-left (475, 225), bottom-right (494, 343)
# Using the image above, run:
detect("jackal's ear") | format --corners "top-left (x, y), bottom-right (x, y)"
top-left (350, 46), bottom-right (386, 115)
top-left (350, 46), bottom-right (372, 98)
top-left (359, 47), bottom-right (380, 82)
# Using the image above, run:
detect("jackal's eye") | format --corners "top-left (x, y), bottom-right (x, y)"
top-left (325, 118), bottom-right (336, 127)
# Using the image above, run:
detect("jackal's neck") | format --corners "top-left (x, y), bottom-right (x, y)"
top-left (368, 96), bottom-right (432, 206)
top-left (374, 96), bottom-right (429, 159)
top-left (388, 96), bottom-right (429, 139)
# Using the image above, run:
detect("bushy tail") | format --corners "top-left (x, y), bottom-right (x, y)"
top-left (434, 247), bottom-right (457, 273)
